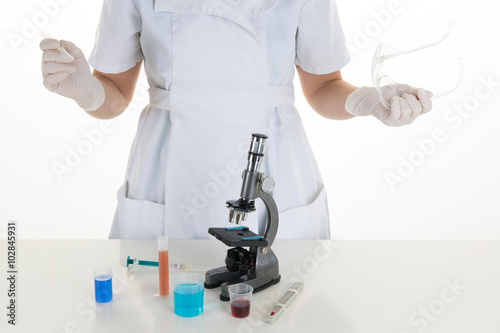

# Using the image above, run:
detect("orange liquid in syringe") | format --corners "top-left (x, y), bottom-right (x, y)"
top-left (159, 250), bottom-right (169, 296)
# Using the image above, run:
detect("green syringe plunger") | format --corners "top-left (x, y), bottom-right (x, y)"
top-left (126, 256), bottom-right (158, 268)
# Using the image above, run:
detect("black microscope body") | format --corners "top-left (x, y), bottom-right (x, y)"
top-left (205, 134), bottom-right (281, 301)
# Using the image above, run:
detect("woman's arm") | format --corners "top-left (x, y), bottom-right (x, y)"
top-left (87, 59), bottom-right (143, 120)
top-left (296, 65), bottom-right (357, 120)
top-left (297, 65), bottom-right (433, 126)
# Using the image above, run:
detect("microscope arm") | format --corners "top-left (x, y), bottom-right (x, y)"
top-left (256, 185), bottom-right (279, 248)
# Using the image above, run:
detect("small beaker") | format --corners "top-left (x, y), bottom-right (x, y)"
top-left (94, 266), bottom-right (113, 303)
top-left (173, 273), bottom-right (204, 317)
top-left (229, 284), bottom-right (253, 318)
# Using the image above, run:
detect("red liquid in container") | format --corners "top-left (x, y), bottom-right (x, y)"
top-left (231, 298), bottom-right (251, 318)
top-left (159, 250), bottom-right (169, 296)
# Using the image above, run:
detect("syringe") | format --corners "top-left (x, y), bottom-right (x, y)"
top-left (126, 256), bottom-right (209, 271)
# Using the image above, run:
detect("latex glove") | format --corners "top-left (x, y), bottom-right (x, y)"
top-left (40, 38), bottom-right (105, 111)
top-left (345, 85), bottom-right (433, 126)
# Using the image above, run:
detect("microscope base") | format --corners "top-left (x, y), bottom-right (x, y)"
top-left (205, 248), bottom-right (280, 301)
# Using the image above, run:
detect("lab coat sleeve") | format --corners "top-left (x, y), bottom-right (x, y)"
top-left (88, 0), bottom-right (143, 74)
top-left (295, 0), bottom-right (351, 75)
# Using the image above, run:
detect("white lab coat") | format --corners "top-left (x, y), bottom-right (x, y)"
top-left (89, 0), bottom-right (350, 240)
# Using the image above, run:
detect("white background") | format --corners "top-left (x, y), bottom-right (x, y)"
top-left (0, 0), bottom-right (498, 239)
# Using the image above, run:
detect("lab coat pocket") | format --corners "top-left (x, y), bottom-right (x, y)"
top-left (277, 183), bottom-right (330, 240)
top-left (116, 184), bottom-right (165, 239)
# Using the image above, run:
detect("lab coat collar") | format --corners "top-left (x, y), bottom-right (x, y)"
top-left (154, 0), bottom-right (279, 38)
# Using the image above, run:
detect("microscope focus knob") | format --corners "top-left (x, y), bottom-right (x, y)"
top-left (260, 177), bottom-right (275, 193)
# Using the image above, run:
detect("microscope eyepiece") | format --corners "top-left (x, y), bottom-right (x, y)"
top-left (247, 133), bottom-right (267, 173)
top-left (251, 133), bottom-right (268, 140)
top-left (249, 134), bottom-right (267, 155)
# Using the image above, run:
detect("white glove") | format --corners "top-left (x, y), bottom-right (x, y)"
top-left (40, 38), bottom-right (105, 111)
top-left (345, 85), bottom-right (433, 126)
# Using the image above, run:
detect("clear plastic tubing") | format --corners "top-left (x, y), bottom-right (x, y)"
top-left (158, 236), bottom-right (169, 297)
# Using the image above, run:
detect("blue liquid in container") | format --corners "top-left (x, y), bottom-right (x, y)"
top-left (94, 275), bottom-right (113, 303)
top-left (174, 283), bottom-right (204, 317)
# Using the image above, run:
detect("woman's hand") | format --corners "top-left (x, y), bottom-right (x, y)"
top-left (40, 38), bottom-right (105, 111)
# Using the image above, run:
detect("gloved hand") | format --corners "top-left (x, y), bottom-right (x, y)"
top-left (345, 85), bottom-right (433, 126)
top-left (40, 38), bottom-right (105, 111)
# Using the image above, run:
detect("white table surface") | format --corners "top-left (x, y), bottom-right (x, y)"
top-left (1, 240), bottom-right (499, 333)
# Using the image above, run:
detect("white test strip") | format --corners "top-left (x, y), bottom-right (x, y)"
top-left (40, 31), bottom-right (52, 39)
top-left (264, 282), bottom-right (304, 323)
top-left (40, 31), bottom-right (66, 52)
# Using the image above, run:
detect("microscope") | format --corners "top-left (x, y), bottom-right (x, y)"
top-left (205, 134), bottom-right (281, 301)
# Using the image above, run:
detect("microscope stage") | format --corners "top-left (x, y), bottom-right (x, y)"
top-left (208, 227), bottom-right (269, 247)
